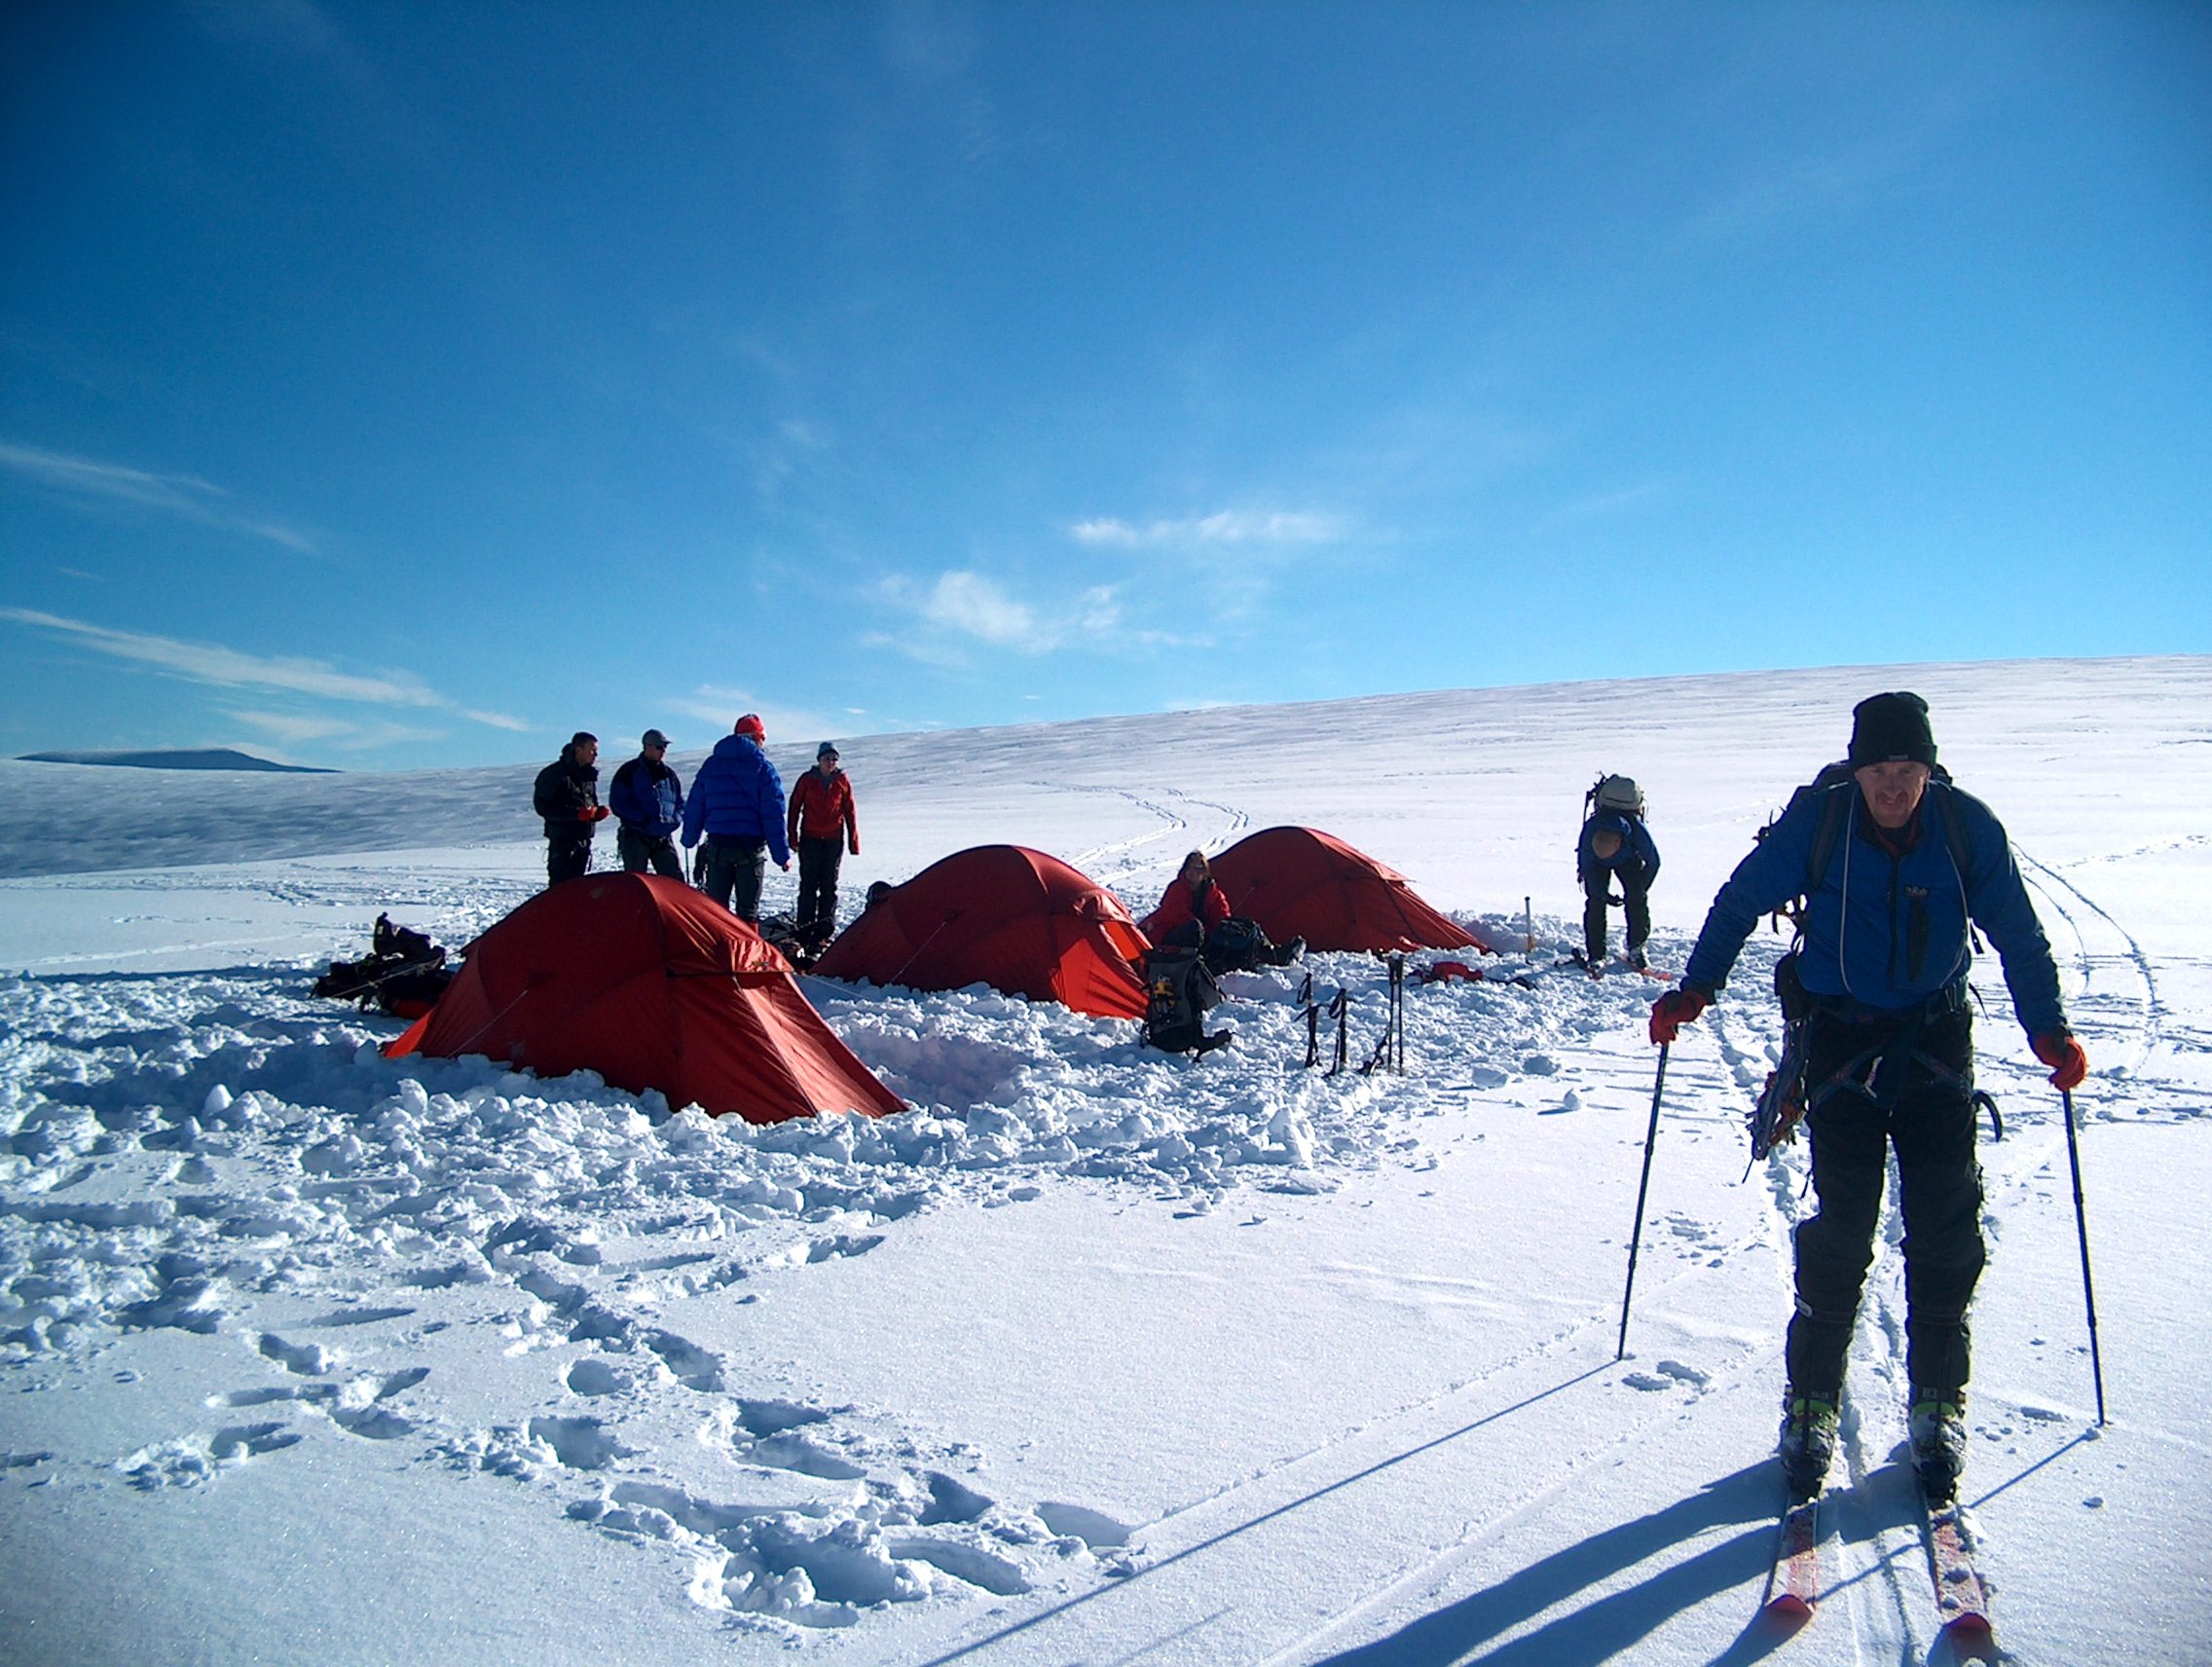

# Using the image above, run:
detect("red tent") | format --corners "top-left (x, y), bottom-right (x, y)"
top-left (1146, 826), bottom-right (1490, 955)
top-left (812, 845), bottom-right (1150, 1019)
top-left (383, 873), bottom-right (902, 1125)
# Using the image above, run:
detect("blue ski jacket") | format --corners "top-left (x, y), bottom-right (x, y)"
top-left (1577, 811), bottom-right (1660, 883)
top-left (608, 755), bottom-right (684, 838)
top-left (1682, 778), bottom-right (2065, 1039)
top-left (681, 734), bottom-right (791, 865)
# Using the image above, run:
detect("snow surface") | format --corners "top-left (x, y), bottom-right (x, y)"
top-left (1, 655), bottom-right (2207, 1665)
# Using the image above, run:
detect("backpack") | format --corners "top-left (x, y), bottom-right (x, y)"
top-left (1201, 916), bottom-right (1271, 976)
top-left (1768, 760), bottom-right (1973, 908)
top-left (1141, 945), bottom-right (1225, 1055)
top-left (1586, 773), bottom-right (1645, 819)
top-left (313, 913), bottom-right (453, 1019)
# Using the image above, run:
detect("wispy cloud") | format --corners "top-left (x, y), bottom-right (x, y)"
top-left (665, 685), bottom-right (854, 747)
top-left (0, 441), bottom-right (320, 555)
top-left (1, 609), bottom-right (526, 732)
top-left (872, 571), bottom-right (1136, 658)
top-left (1069, 509), bottom-right (1348, 550)
top-left (231, 710), bottom-right (448, 752)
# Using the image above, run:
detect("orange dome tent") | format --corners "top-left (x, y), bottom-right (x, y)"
top-left (1146, 826), bottom-right (1489, 955)
top-left (812, 845), bottom-right (1150, 1019)
top-left (383, 873), bottom-right (902, 1125)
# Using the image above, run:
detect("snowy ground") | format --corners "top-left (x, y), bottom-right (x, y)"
top-left (1, 656), bottom-right (2207, 1665)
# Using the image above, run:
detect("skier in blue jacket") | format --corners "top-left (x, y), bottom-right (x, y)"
top-left (608, 728), bottom-right (685, 878)
top-left (1577, 806), bottom-right (1661, 973)
top-left (681, 715), bottom-right (791, 922)
top-left (1648, 691), bottom-right (2087, 1502)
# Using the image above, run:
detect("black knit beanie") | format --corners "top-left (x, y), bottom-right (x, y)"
top-left (1847, 691), bottom-right (1936, 769)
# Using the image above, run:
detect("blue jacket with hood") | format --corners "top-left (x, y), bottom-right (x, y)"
top-left (681, 734), bottom-right (791, 865)
top-left (1681, 777), bottom-right (2064, 1040)
top-left (1577, 811), bottom-right (1660, 884)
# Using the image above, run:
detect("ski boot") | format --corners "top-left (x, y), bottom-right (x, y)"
top-left (1909, 1389), bottom-right (1969, 1502)
top-left (1628, 945), bottom-right (1649, 973)
top-left (1778, 1390), bottom-right (1839, 1500)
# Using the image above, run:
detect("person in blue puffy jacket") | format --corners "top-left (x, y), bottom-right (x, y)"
top-left (1576, 806), bottom-right (1661, 972)
top-left (681, 714), bottom-right (791, 922)
top-left (608, 728), bottom-right (686, 878)
top-left (1648, 691), bottom-right (2086, 1503)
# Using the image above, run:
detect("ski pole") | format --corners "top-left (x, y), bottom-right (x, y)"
top-left (2060, 1087), bottom-right (2107, 1425)
top-left (1525, 896), bottom-right (1533, 962)
top-left (1616, 1042), bottom-right (1670, 1360)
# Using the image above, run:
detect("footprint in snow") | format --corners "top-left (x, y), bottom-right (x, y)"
top-left (644, 1328), bottom-right (724, 1392)
top-left (256, 1332), bottom-right (337, 1376)
top-left (565, 1357), bottom-right (630, 1397)
top-left (745, 1433), bottom-right (867, 1481)
top-left (1037, 1500), bottom-right (1133, 1550)
top-left (528, 1415), bottom-right (631, 1471)
top-left (308, 1306), bottom-right (416, 1329)
top-left (737, 1398), bottom-right (830, 1436)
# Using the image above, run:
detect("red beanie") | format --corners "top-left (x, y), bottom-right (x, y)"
top-left (734, 714), bottom-right (765, 741)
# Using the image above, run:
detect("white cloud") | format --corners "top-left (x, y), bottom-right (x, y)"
top-left (1, 609), bottom-right (527, 733)
top-left (1069, 509), bottom-right (1347, 549)
top-left (919, 571), bottom-right (1042, 647)
top-left (232, 710), bottom-right (447, 752)
top-left (231, 711), bottom-right (357, 744)
top-left (0, 442), bottom-right (319, 555)
top-left (665, 685), bottom-right (850, 749)
top-left (868, 571), bottom-right (1209, 665)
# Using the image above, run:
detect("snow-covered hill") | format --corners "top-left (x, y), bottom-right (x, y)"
top-left (1, 656), bottom-right (2206, 1664)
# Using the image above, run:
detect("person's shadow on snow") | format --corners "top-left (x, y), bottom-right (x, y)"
top-left (1314, 1462), bottom-right (1788, 1667)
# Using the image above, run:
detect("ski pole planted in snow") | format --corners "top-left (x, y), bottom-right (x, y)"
top-left (2061, 1087), bottom-right (2108, 1425)
top-left (1616, 1042), bottom-right (1670, 1360)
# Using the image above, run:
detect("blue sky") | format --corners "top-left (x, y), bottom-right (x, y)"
top-left (3, 2), bottom-right (2206, 771)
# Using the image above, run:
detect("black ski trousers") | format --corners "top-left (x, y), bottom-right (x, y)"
top-left (617, 828), bottom-right (683, 878)
top-left (546, 833), bottom-right (592, 889)
top-left (794, 835), bottom-right (844, 941)
top-left (1785, 1005), bottom-right (1985, 1399)
top-left (700, 835), bottom-right (768, 922)
top-left (1582, 861), bottom-right (1652, 962)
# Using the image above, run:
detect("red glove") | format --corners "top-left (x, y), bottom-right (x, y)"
top-left (575, 806), bottom-right (596, 823)
top-left (2033, 1031), bottom-right (2088, 1091)
top-left (593, 804), bottom-right (610, 821)
top-left (1648, 988), bottom-right (1709, 1046)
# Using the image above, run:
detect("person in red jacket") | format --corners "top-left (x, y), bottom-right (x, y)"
top-left (788, 742), bottom-right (860, 946)
top-left (1151, 850), bottom-right (1303, 972)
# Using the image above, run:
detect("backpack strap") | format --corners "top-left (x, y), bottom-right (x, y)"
top-left (1804, 769), bottom-right (1973, 898)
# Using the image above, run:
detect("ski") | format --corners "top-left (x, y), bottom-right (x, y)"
top-left (1919, 1492), bottom-right (1998, 1661)
top-left (1761, 1493), bottom-right (1822, 1622)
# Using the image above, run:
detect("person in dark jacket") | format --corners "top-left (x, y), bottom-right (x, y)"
top-left (1576, 806), bottom-right (1661, 973)
top-left (1649, 691), bottom-right (2086, 1503)
top-left (1151, 850), bottom-right (1302, 973)
top-left (532, 732), bottom-right (608, 888)
top-left (608, 728), bottom-right (686, 878)
top-left (681, 714), bottom-right (791, 922)
top-left (787, 742), bottom-right (860, 945)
